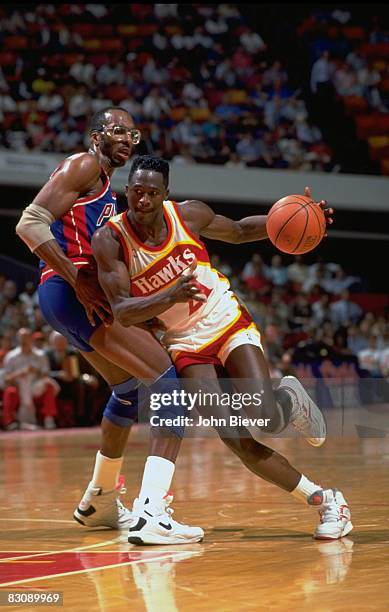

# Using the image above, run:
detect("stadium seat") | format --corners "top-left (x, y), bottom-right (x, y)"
top-left (226, 90), bottom-right (248, 104)
top-left (4, 36), bottom-right (28, 50)
top-left (380, 158), bottom-right (389, 175)
top-left (0, 51), bottom-right (16, 66)
top-left (82, 39), bottom-right (102, 51)
top-left (360, 42), bottom-right (389, 59)
top-left (342, 26), bottom-right (366, 41)
top-left (108, 85), bottom-right (129, 104)
top-left (356, 114), bottom-right (389, 138)
top-left (343, 96), bottom-right (368, 115)
top-left (73, 23), bottom-right (94, 37)
top-left (368, 136), bottom-right (389, 160)
top-left (117, 24), bottom-right (138, 37)
top-left (190, 107), bottom-right (211, 121)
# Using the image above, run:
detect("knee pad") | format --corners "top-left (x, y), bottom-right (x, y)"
top-left (103, 377), bottom-right (140, 428)
top-left (140, 365), bottom-right (186, 438)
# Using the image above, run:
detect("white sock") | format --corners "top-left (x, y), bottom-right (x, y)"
top-left (90, 451), bottom-right (123, 492)
top-left (138, 456), bottom-right (175, 504)
top-left (291, 474), bottom-right (322, 503)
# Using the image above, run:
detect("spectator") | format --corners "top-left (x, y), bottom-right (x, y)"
top-left (242, 253), bottom-right (266, 281)
top-left (236, 133), bottom-right (263, 165)
top-left (69, 54), bottom-right (96, 87)
top-left (312, 293), bottom-right (332, 326)
top-left (326, 267), bottom-right (362, 296)
top-left (347, 323), bottom-right (369, 355)
top-left (243, 255), bottom-right (271, 294)
top-left (19, 281), bottom-right (39, 314)
top-left (239, 26), bottom-right (266, 55)
top-left (45, 331), bottom-right (81, 427)
top-left (310, 50), bottom-right (336, 95)
top-left (266, 254), bottom-right (288, 287)
top-left (96, 57), bottom-right (125, 87)
top-left (267, 289), bottom-right (289, 330)
top-left (2, 328), bottom-right (59, 430)
top-left (330, 291), bottom-right (363, 327)
top-left (287, 255), bottom-right (309, 287)
top-left (288, 295), bottom-right (313, 332)
top-left (358, 335), bottom-right (382, 376)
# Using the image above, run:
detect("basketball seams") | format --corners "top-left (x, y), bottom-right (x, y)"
top-left (267, 195), bottom-right (325, 255)
top-left (292, 195), bottom-right (314, 207)
top-left (272, 203), bottom-right (306, 244)
top-left (267, 201), bottom-right (302, 220)
top-left (291, 206), bottom-right (310, 253)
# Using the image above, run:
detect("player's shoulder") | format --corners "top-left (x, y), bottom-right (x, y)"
top-left (175, 199), bottom-right (213, 224)
top-left (51, 151), bottom-right (100, 182)
top-left (175, 199), bottom-right (207, 214)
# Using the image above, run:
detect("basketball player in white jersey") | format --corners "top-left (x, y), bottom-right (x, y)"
top-left (91, 155), bottom-right (352, 543)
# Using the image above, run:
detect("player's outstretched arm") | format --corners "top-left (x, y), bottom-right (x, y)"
top-left (91, 226), bottom-right (207, 327)
top-left (180, 188), bottom-right (333, 244)
top-left (179, 199), bottom-right (268, 243)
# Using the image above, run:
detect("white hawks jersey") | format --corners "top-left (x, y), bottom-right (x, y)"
top-left (107, 200), bottom-right (232, 334)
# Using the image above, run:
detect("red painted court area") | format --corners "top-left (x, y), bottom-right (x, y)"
top-left (0, 551), bottom-right (174, 585)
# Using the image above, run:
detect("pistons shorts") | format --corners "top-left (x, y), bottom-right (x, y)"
top-left (38, 276), bottom-right (102, 352)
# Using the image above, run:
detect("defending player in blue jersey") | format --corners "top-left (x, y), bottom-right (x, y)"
top-left (16, 107), bottom-right (204, 545)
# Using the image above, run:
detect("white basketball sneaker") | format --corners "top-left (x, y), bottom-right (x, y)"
top-left (74, 477), bottom-right (132, 529)
top-left (279, 376), bottom-right (326, 447)
top-left (308, 489), bottom-right (353, 540)
top-left (128, 494), bottom-right (204, 545)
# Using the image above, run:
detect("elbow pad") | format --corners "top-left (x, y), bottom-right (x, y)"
top-left (16, 203), bottom-right (56, 252)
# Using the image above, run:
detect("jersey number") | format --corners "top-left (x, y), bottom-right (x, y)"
top-left (188, 282), bottom-right (212, 315)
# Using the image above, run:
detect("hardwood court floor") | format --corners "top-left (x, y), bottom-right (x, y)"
top-left (1, 424), bottom-right (389, 611)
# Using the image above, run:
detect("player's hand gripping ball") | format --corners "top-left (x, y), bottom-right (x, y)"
top-left (266, 187), bottom-right (333, 255)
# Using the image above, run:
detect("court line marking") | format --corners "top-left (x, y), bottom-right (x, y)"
top-left (0, 551), bottom-right (199, 587)
top-left (0, 537), bottom-right (122, 562)
top-left (0, 519), bottom-right (75, 524)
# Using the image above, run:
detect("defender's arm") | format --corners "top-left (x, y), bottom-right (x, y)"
top-left (16, 154), bottom-right (100, 287)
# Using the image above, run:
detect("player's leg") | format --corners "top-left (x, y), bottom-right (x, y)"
top-left (74, 349), bottom-right (191, 535)
top-left (89, 320), bottom-right (174, 381)
top-left (180, 363), bottom-right (351, 540)
top-left (40, 278), bottom-right (201, 541)
top-left (39, 278), bottom-right (187, 531)
top-left (224, 341), bottom-right (326, 447)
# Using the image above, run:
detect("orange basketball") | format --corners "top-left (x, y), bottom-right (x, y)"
top-left (266, 194), bottom-right (326, 255)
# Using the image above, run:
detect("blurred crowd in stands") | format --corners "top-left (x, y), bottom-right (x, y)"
top-left (0, 276), bottom-right (110, 431)
top-left (0, 4), bottom-right (387, 172)
top-left (1, 253), bottom-right (388, 430)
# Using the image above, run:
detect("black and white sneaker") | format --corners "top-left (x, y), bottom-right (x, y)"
top-left (73, 478), bottom-right (132, 529)
top-left (128, 494), bottom-right (204, 545)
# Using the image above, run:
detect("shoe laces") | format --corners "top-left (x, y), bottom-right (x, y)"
top-left (320, 501), bottom-right (341, 524)
top-left (292, 405), bottom-right (311, 433)
top-left (319, 492), bottom-right (347, 524)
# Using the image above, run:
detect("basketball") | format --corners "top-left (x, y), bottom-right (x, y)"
top-left (266, 194), bottom-right (326, 255)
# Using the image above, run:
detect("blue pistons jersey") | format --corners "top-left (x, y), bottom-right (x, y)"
top-left (40, 153), bottom-right (119, 283)
top-left (38, 153), bottom-right (122, 351)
